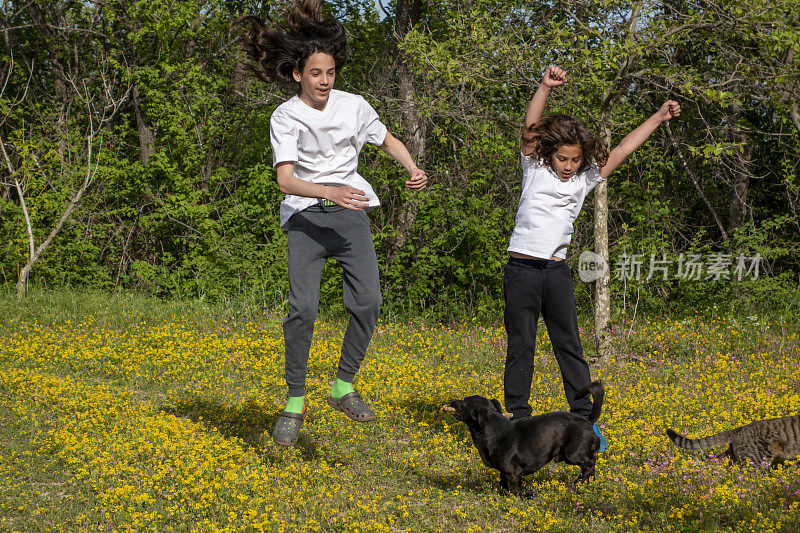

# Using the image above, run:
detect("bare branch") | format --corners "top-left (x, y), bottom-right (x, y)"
top-left (600, 1), bottom-right (643, 114)
top-left (0, 133), bottom-right (36, 258)
top-left (665, 122), bottom-right (729, 241)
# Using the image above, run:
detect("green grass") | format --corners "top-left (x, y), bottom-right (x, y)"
top-left (0, 287), bottom-right (261, 327)
top-left (1, 290), bottom-right (800, 532)
top-left (0, 403), bottom-right (96, 531)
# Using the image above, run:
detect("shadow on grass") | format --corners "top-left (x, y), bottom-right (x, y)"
top-left (160, 397), bottom-right (319, 462)
top-left (414, 459), bottom-right (573, 497)
top-left (417, 469), bottom-right (495, 494)
top-left (390, 396), bottom-right (463, 432)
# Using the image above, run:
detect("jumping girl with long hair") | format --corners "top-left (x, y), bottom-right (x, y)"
top-left (238, 0), bottom-right (427, 446)
top-left (505, 66), bottom-right (680, 451)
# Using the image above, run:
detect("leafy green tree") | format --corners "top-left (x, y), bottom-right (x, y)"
top-left (0, 0), bottom-right (797, 319)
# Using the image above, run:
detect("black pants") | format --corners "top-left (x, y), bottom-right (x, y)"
top-left (503, 257), bottom-right (592, 419)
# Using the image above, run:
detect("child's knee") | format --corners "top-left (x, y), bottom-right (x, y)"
top-left (287, 301), bottom-right (319, 325)
top-left (346, 290), bottom-right (382, 315)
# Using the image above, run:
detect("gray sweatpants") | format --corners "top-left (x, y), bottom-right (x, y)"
top-left (283, 205), bottom-right (382, 397)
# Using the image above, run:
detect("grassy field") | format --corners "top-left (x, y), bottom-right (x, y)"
top-left (1, 291), bottom-right (799, 532)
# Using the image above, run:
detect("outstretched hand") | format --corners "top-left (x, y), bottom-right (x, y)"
top-left (405, 167), bottom-right (428, 190)
top-left (658, 100), bottom-right (681, 122)
top-left (542, 66), bottom-right (567, 88)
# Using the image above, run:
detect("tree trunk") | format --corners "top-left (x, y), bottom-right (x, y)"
top-left (133, 85), bottom-right (156, 165)
top-left (27, 2), bottom-right (69, 156)
top-left (27, 3), bottom-right (68, 104)
top-left (1, 184), bottom-right (9, 219)
top-left (397, 63), bottom-right (425, 165)
top-left (16, 162), bottom-right (94, 300)
top-left (590, 1), bottom-right (642, 363)
top-left (13, 129), bottom-right (96, 300)
top-left (593, 124), bottom-right (612, 364)
top-left (11, 176), bottom-right (36, 299)
top-left (729, 148), bottom-right (751, 229)
top-left (728, 102), bottom-right (750, 229)
top-left (791, 101), bottom-right (800, 136)
top-left (395, 0), bottom-right (425, 165)
top-left (0, 136), bottom-right (36, 291)
top-left (391, 0), bottom-right (425, 253)
top-left (783, 49), bottom-right (800, 135)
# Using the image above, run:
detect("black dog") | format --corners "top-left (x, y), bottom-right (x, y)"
top-left (443, 381), bottom-right (604, 496)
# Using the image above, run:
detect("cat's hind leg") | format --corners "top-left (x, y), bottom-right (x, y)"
top-left (768, 441), bottom-right (788, 468)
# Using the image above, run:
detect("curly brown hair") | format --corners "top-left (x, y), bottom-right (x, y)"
top-left (521, 114), bottom-right (609, 172)
top-left (236, 0), bottom-right (347, 93)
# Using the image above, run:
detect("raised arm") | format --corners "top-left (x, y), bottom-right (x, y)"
top-left (600, 100), bottom-right (681, 180)
top-left (381, 132), bottom-right (428, 190)
top-left (524, 66), bottom-right (567, 129)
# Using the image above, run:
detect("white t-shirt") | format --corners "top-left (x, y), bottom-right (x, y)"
top-left (270, 90), bottom-right (388, 227)
top-left (507, 154), bottom-right (604, 259)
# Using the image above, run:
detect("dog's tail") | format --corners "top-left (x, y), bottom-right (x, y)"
top-left (665, 428), bottom-right (735, 451)
top-left (574, 380), bottom-right (603, 424)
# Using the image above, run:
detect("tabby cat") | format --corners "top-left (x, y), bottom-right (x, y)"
top-left (666, 414), bottom-right (800, 468)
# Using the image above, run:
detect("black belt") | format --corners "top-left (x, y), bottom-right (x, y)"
top-left (509, 256), bottom-right (559, 268)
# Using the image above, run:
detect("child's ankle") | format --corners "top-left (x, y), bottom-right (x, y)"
top-left (285, 395), bottom-right (304, 414)
top-left (330, 378), bottom-right (354, 399)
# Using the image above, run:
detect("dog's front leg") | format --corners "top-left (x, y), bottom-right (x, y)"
top-left (499, 472), bottom-right (509, 492)
top-left (573, 463), bottom-right (595, 485)
top-left (506, 472), bottom-right (521, 495)
top-left (504, 471), bottom-right (534, 498)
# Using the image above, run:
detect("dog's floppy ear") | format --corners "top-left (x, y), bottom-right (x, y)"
top-left (476, 404), bottom-right (494, 427)
top-left (490, 399), bottom-right (503, 413)
top-left (475, 405), bottom-right (488, 426)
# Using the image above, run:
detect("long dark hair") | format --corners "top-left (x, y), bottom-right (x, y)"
top-left (521, 114), bottom-right (609, 171)
top-left (236, 0), bottom-right (347, 93)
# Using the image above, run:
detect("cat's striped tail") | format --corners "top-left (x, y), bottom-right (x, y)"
top-left (665, 428), bottom-right (734, 450)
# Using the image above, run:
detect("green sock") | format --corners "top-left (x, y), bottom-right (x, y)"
top-left (285, 395), bottom-right (304, 414)
top-left (330, 378), bottom-right (354, 399)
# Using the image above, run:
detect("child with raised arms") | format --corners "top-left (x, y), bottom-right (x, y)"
top-left (504, 65), bottom-right (680, 450)
top-left (238, 0), bottom-right (427, 446)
